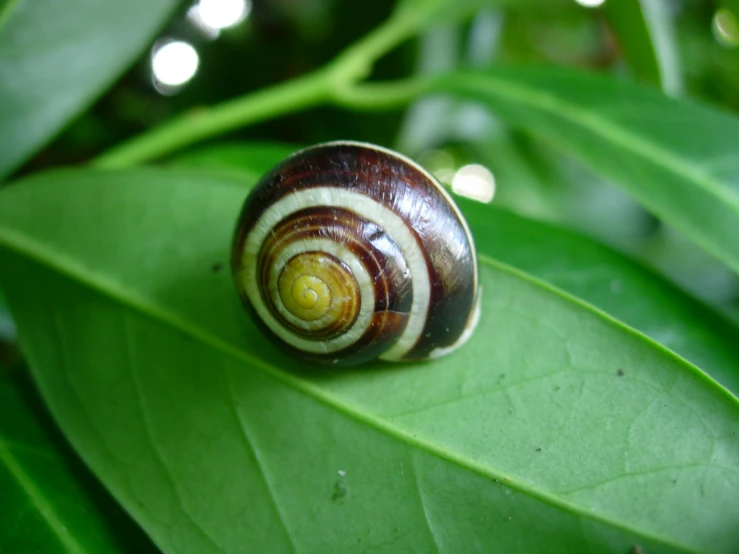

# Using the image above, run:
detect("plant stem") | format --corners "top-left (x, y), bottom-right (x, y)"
top-left (91, 8), bottom-right (422, 169)
top-left (331, 78), bottom-right (431, 111)
top-left (92, 71), bottom-right (330, 169)
top-left (326, 9), bottom-right (417, 84)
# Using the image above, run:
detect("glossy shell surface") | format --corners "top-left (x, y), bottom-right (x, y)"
top-left (231, 141), bottom-right (480, 366)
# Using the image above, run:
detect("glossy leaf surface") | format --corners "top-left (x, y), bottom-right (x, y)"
top-left (432, 67), bottom-right (739, 275)
top-left (0, 0), bottom-right (179, 179)
top-left (457, 198), bottom-right (739, 396)
top-left (1, 169), bottom-right (738, 553)
top-left (0, 367), bottom-right (159, 553)
top-left (170, 141), bottom-right (739, 396)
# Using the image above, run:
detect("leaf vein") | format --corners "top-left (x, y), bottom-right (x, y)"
top-left (410, 453), bottom-right (441, 553)
top-left (122, 311), bottom-right (228, 554)
top-left (223, 367), bottom-right (299, 553)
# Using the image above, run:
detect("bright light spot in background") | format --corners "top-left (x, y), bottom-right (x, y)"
top-left (188, 0), bottom-right (250, 37)
top-left (452, 164), bottom-right (496, 204)
top-left (574, 0), bottom-right (606, 7)
top-left (713, 9), bottom-right (739, 48)
top-left (151, 40), bottom-right (200, 90)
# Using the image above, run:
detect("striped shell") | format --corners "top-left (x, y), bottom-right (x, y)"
top-left (231, 141), bottom-right (480, 366)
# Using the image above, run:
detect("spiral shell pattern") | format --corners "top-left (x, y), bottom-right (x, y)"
top-left (231, 141), bottom-right (480, 366)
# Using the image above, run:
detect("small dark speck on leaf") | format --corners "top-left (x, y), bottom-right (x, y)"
top-left (332, 479), bottom-right (348, 501)
top-left (631, 545), bottom-right (644, 554)
top-left (535, 448), bottom-right (542, 452)
top-left (617, 369), bottom-right (625, 377)
top-left (554, 386), bottom-right (561, 391)
top-left (211, 262), bottom-right (224, 273)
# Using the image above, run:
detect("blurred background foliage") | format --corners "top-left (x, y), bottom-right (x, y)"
top-left (4, 0), bottom-right (739, 342)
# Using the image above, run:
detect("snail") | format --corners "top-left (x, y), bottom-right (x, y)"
top-left (231, 141), bottom-right (481, 366)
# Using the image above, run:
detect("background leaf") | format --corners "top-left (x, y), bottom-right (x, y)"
top-left (721, 0), bottom-right (739, 20)
top-left (1, 169), bottom-right (738, 552)
top-left (604, 0), bottom-right (683, 95)
top-left (0, 0), bottom-right (17, 29)
top-left (431, 66), bottom-right (739, 275)
top-left (394, 0), bottom-right (495, 27)
top-left (0, 0), bottom-right (180, 179)
top-left (0, 367), bottom-right (159, 553)
top-left (169, 143), bottom-right (299, 186)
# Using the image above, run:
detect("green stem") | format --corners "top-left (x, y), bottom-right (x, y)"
top-left (91, 8), bottom-right (422, 169)
top-left (331, 78), bottom-right (432, 111)
top-left (93, 71), bottom-right (330, 169)
top-left (326, 9), bottom-right (417, 83)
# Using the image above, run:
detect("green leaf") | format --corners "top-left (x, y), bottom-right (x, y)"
top-left (458, 198), bottom-right (739, 396)
top-left (393, 0), bottom-right (523, 30)
top-left (0, 366), bottom-right (159, 553)
top-left (430, 66), bottom-right (739, 275)
top-left (170, 142), bottom-right (300, 186)
top-left (173, 141), bottom-right (739, 396)
top-left (0, 0), bottom-right (180, 179)
top-left (604, 0), bottom-right (683, 94)
top-left (1, 169), bottom-right (738, 553)
top-left (722, 1), bottom-right (739, 21)
top-left (0, 0), bottom-right (17, 29)
top-left (394, 0), bottom-right (488, 25)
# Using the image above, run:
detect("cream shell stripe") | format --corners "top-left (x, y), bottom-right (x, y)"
top-left (293, 140), bottom-right (480, 299)
top-left (241, 187), bottom-right (431, 359)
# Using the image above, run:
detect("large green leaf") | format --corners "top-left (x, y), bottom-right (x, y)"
top-left (0, 367), bottom-right (159, 553)
top-left (1, 169), bottom-right (737, 552)
top-left (169, 141), bottom-right (739, 396)
top-left (0, 0), bottom-right (180, 179)
top-left (431, 67), bottom-right (739, 275)
top-left (457, 198), bottom-right (739, 396)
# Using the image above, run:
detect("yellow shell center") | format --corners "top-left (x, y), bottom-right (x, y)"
top-left (275, 252), bottom-right (360, 337)
top-left (282, 274), bottom-right (331, 320)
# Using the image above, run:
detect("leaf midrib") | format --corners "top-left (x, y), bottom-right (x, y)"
top-left (446, 71), bottom-right (739, 273)
top-left (458, 71), bottom-right (739, 211)
top-left (0, 225), bottom-right (717, 553)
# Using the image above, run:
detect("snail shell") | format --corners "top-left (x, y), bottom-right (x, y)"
top-left (231, 141), bottom-right (480, 366)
